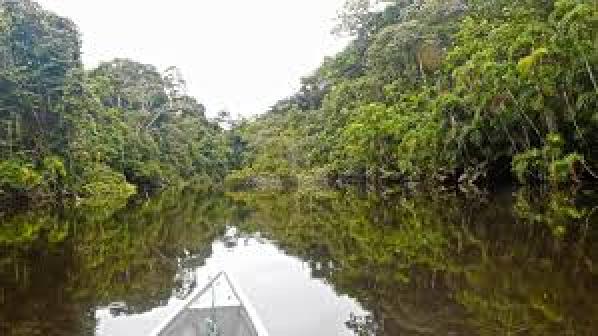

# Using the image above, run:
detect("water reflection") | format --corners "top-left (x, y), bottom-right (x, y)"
top-left (228, 188), bottom-right (598, 335)
top-left (0, 187), bottom-right (597, 335)
top-left (0, 189), bottom-right (230, 336)
top-left (97, 230), bottom-right (366, 336)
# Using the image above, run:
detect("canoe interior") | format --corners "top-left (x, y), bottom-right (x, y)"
top-left (157, 306), bottom-right (258, 336)
top-left (154, 272), bottom-right (263, 336)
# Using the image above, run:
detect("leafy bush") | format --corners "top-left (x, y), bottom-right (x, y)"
top-left (76, 163), bottom-right (136, 209)
top-left (0, 160), bottom-right (42, 191)
top-left (512, 133), bottom-right (584, 185)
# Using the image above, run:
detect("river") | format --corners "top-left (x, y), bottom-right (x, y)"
top-left (1, 187), bottom-right (597, 335)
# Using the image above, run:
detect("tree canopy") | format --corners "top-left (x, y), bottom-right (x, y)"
top-left (2, 0), bottom-right (598, 206)
top-left (0, 0), bottom-right (231, 206)
top-left (229, 0), bottom-right (598, 189)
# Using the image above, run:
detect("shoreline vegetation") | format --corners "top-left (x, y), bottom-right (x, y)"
top-left (0, 1), bottom-right (230, 209)
top-left (225, 0), bottom-right (598, 192)
top-left (1, 2), bottom-right (597, 333)
top-left (1, 0), bottom-right (598, 211)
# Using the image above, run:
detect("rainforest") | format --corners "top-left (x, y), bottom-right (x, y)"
top-left (1, 0), bottom-right (598, 335)
top-left (228, 0), bottom-right (598, 190)
top-left (1, 0), bottom-right (598, 202)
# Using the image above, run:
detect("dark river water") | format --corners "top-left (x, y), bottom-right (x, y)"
top-left (1, 187), bottom-right (597, 335)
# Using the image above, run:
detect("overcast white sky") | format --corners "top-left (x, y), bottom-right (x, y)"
top-left (35, 0), bottom-right (349, 117)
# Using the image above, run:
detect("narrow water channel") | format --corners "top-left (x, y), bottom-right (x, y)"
top-left (1, 187), bottom-right (597, 335)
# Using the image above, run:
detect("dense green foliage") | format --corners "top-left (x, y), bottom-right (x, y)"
top-left (0, 1), bottom-right (229, 206)
top-left (230, 0), bottom-right (598, 188)
top-left (3, 0), bottom-right (596, 202)
top-left (1, 2), bottom-right (597, 335)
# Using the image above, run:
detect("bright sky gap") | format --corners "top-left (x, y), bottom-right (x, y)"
top-left (36, 0), bottom-right (350, 118)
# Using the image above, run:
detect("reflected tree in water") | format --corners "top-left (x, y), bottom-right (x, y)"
top-left (0, 189), bottom-right (233, 336)
top-left (229, 188), bottom-right (598, 335)
top-left (1, 187), bottom-right (597, 335)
